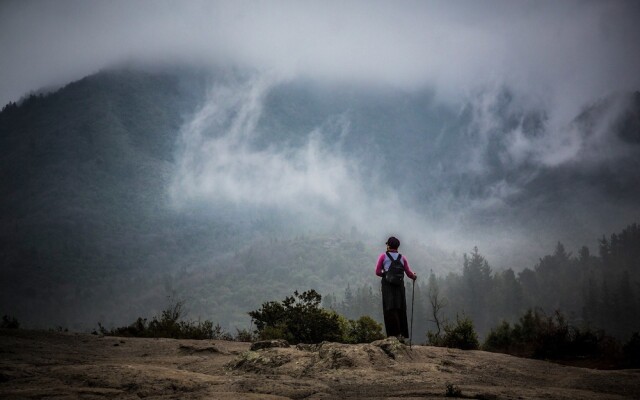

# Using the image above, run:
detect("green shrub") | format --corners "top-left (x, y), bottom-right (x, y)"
top-left (427, 315), bottom-right (480, 350)
top-left (98, 301), bottom-right (221, 340)
top-left (1, 315), bottom-right (20, 329)
top-left (335, 313), bottom-right (353, 341)
top-left (445, 383), bottom-right (462, 397)
top-left (249, 290), bottom-right (384, 345)
top-left (346, 315), bottom-right (385, 344)
top-left (533, 311), bottom-right (570, 359)
top-left (440, 315), bottom-right (479, 350)
top-left (566, 326), bottom-right (601, 359)
top-left (249, 290), bottom-right (343, 344)
top-left (258, 325), bottom-right (289, 341)
top-left (483, 309), bottom-right (620, 362)
top-left (483, 320), bottom-right (513, 353)
top-left (211, 323), bottom-right (234, 340)
top-left (623, 332), bottom-right (640, 368)
top-left (426, 330), bottom-right (443, 346)
top-left (235, 327), bottom-right (256, 342)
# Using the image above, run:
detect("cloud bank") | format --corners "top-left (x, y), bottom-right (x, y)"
top-left (2, 0), bottom-right (639, 116)
top-left (167, 74), bottom-right (589, 267)
top-left (169, 74), bottom-right (432, 244)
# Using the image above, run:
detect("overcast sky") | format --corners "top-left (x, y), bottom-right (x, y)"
top-left (1, 0), bottom-right (640, 112)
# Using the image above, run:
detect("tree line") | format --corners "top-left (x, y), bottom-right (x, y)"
top-left (327, 223), bottom-right (640, 342)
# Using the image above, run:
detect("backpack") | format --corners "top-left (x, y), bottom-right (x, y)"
top-left (384, 252), bottom-right (405, 286)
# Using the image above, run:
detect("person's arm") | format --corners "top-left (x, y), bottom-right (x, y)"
top-left (402, 256), bottom-right (417, 280)
top-left (375, 253), bottom-right (386, 277)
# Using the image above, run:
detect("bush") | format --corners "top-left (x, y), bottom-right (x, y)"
top-left (235, 327), bottom-right (256, 342)
top-left (427, 315), bottom-right (480, 350)
top-left (623, 332), bottom-right (640, 368)
top-left (249, 290), bottom-right (343, 344)
top-left (440, 315), bottom-right (479, 350)
top-left (346, 316), bottom-right (385, 344)
top-left (532, 311), bottom-right (571, 359)
top-left (483, 320), bottom-right (513, 353)
top-left (98, 301), bottom-right (222, 340)
top-left (1, 315), bottom-right (20, 329)
top-left (426, 329), bottom-right (444, 346)
top-left (483, 309), bottom-right (620, 362)
top-left (335, 313), bottom-right (353, 342)
top-left (258, 325), bottom-right (289, 341)
top-left (211, 323), bottom-right (234, 341)
top-left (445, 383), bottom-right (462, 397)
top-left (248, 290), bottom-right (383, 344)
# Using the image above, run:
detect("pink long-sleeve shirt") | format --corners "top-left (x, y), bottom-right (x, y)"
top-left (375, 252), bottom-right (417, 280)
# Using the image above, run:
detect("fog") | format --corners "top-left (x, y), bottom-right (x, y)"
top-left (2, 1), bottom-right (640, 107)
top-left (169, 73), bottom-right (434, 249)
top-left (165, 69), bottom-right (638, 270)
top-left (2, 0), bottom-right (640, 268)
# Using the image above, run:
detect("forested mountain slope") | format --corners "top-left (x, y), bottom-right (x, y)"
top-left (1, 66), bottom-right (638, 331)
top-left (0, 68), bottom-right (217, 327)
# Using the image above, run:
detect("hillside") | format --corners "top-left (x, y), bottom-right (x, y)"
top-left (0, 67), bottom-right (221, 329)
top-left (1, 65), bottom-right (639, 332)
top-left (1, 329), bottom-right (639, 399)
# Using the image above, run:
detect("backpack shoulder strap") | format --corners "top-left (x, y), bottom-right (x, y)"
top-left (387, 252), bottom-right (402, 263)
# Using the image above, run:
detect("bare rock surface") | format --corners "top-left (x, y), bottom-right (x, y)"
top-left (1, 329), bottom-right (639, 399)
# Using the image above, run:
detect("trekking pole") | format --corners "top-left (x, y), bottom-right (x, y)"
top-left (410, 278), bottom-right (415, 349)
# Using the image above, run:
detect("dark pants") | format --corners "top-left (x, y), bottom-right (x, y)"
top-left (383, 308), bottom-right (409, 338)
top-left (381, 278), bottom-right (409, 338)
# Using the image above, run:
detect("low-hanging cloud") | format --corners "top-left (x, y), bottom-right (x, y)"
top-left (2, 1), bottom-right (637, 200)
top-left (167, 73), bottom-right (555, 268)
top-left (169, 74), bottom-right (356, 210)
top-left (463, 84), bottom-right (637, 174)
top-left (168, 73), bottom-right (481, 257)
top-left (170, 75), bottom-right (386, 229)
top-left (2, 0), bottom-right (640, 118)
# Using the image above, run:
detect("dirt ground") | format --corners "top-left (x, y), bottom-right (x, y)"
top-left (1, 329), bottom-right (639, 399)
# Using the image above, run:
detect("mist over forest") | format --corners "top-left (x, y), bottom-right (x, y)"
top-left (1, 65), bottom-right (638, 338)
top-left (0, 2), bottom-right (639, 342)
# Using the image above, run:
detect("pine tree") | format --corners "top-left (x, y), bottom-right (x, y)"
top-left (462, 247), bottom-right (493, 333)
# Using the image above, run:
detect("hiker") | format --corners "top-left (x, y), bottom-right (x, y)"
top-left (375, 236), bottom-right (417, 339)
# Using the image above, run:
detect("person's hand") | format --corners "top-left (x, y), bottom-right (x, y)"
top-left (412, 274), bottom-right (417, 281)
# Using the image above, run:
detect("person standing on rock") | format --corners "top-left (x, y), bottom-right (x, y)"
top-left (375, 236), bottom-right (417, 339)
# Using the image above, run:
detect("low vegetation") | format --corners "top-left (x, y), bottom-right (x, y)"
top-left (427, 314), bottom-right (480, 350)
top-left (445, 383), bottom-right (463, 398)
top-left (95, 290), bottom-right (384, 345)
top-left (249, 289), bottom-right (384, 344)
top-left (333, 224), bottom-right (640, 345)
top-left (482, 308), bottom-right (640, 368)
top-left (10, 285), bottom-right (640, 370)
top-left (1, 315), bottom-right (20, 329)
top-left (96, 301), bottom-right (241, 340)
top-left (623, 332), bottom-right (640, 368)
